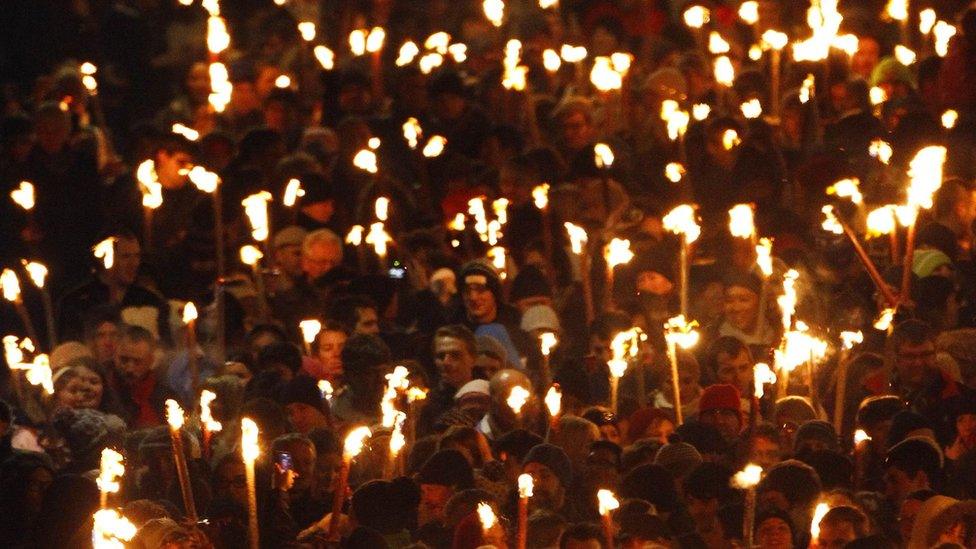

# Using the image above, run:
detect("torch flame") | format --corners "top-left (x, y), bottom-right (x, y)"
top-left (137, 160), bottom-right (163, 209)
top-left (92, 509), bottom-right (137, 547)
top-left (729, 204), bottom-right (756, 239)
top-left (826, 178), bottom-right (863, 204)
top-left (714, 55), bottom-right (735, 87)
top-left (854, 429), bottom-right (871, 445)
top-left (483, 0), bottom-right (505, 27)
top-left (683, 5), bottom-right (709, 28)
top-left (188, 166), bottom-right (220, 193)
top-left (821, 205), bottom-right (844, 235)
top-left (241, 191), bottom-right (273, 241)
top-left (389, 412), bottom-right (406, 456)
top-left (532, 184), bottom-right (549, 210)
top-left (543, 49), bottom-right (561, 72)
top-left (314, 46), bottom-right (336, 70)
top-left (346, 225), bottom-right (364, 246)
top-left (208, 16), bottom-right (231, 54)
top-left (665, 162), bottom-right (686, 183)
top-left (709, 31), bottom-right (731, 54)
top-left (604, 238), bottom-right (634, 268)
top-left (182, 302), bottom-right (197, 324)
top-left (840, 330), bottom-right (863, 350)
top-left (756, 238), bottom-right (774, 278)
top-left (732, 463), bottom-right (763, 488)
top-left (0, 269), bottom-right (21, 303)
top-left (10, 181), bottom-right (35, 210)
top-left (283, 178), bottom-right (305, 207)
top-left (564, 223), bottom-right (588, 255)
top-left (597, 489), bottom-right (620, 515)
top-left (663, 204), bottom-right (701, 244)
top-left (477, 502), bottom-right (497, 530)
top-left (407, 386), bottom-right (428, 402)
top-left (507, 385), bottom-right (531, 414)
top-left (241, 417), bottom-right (260, 462)
top-left (811, 502), bottom-right (830, 539)
top-left (22, 261), bottom-right (47, 289)
top-left (739, 1), bottom-right (759, 24)
top-left (906, 146), bottom-right (947, 211)
top-left (754, 363), bottom-right (776, 398)
top-left (869, 140), bottom-right (892, 165)
top-left (200, 390), bottom-right (222, 433)
top-left (343, 426), bottom-right (372, 460)
top-left (593, 143), bottom-right (615, 169)
top-left (365, 222), bottom-right (393, 257)
top-left (942, 109), bottom-right (959, 130)
top-left (920, 9), bottom-right (937, 34)
top-left (239, 244), bottom-right (263, 266)
top-left (873, 308), bottom-right (896, 331)
top-left (97, 448), bottom-right (125, 497)
top-left (664, 315), bottom-right (701, 350)
top-left (423, 135), bottom-right (447, 158)
top-left (740, 98), bottom-right (763, 119)
top-left (297, 21), bottom-right (316, 42)
top-left (402, 117), bottom-right (422, 148)
top-left (539, 332), bottom-right (558, 357)
top-left (762, 29), bottom-right (789, 50)
top-left (353, 149), bottom-right (378, 174)
top-left (299, 319), bottom-right (322, 344)
top-left (375, 197), bottom-right (390, 221)
top-left (165, 399), bottom-right (185, 430)
top-left (866, 206), bottom-right (897, 237)
top-left (366, 27), bottom-right (386, 53)
top-left (544, 385), bottom-right (561, 417)
top-left (318, 380), bottom-right (334, 401)
top-left (518, 474), bottom-right (534, 498)
top-left (934, 21), bottom-right (956, 57)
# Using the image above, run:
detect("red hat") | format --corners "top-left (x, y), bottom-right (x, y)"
top-left (699, 384), bottom-right (741, 414)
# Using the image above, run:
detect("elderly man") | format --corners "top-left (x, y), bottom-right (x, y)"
top-left (272, 228), bottom-right (345, 336)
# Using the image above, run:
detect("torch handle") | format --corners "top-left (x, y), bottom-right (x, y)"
top-left (245, 458), bottom-right (259, 549)
top-left (327, 460), bottom-right (350, 541)
top-left (170, 430), bottom-right (198, 522)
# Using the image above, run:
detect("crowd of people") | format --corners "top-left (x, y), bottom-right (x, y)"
top-left (2, 0), bottom-right (976, 547)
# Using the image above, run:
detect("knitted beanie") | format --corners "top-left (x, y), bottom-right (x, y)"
top-left (699, 384), bottom-right (741, 413)
top-left (794, 420), bottom-right (839, 452)
top-left (523, 443), bottom-right (574, 488)
top-left (654, 442), bottom-right (703, 479)
top-left (279, 375), bottom-right (325, 410)
top-left (459, 261), bottom-right (502, 301)
top-left (758, 460), bottom-right (822, 507)
top-left (417, 449), bottom-right (474, 490)
top-left (520, 304), bottom-right (561, 333)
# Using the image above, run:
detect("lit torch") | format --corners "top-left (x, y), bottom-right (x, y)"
top-left (165, 399), bottom-right (198, 521)
top-left (200, 389), bottom-right (222, 459)
top-left (597, 489), bottom-right (619, 548)
top-left (241, 417), bottom-right (260, 549)
top-left (329, 426), bottom-right (372, 540)
top-left (732, 463), bottom-right (763, 549)
top-left (663, 204), bottom-right (701, 317)
top-left (517, 474), bottom-right (533, 549)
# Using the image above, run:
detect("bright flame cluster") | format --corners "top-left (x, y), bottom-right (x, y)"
top-left (663, 204), bottom-right (701, 244)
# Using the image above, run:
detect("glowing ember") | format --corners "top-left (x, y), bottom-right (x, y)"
top-left (239, 245), bottom-right (263, 266)
top-left (663, 204), bottom-right (701, 244)
top-left (597, 489), bottom-right (620, 515)
top-left (544, 385), bottom-right (561, 417)
top-left (754, 363), bottom-right (776, 398)
top-left (241, 417), bottom-right (260, 462)
top-left (241, 191), bottom-right (273, 241)
top-left (200, 390), bottom-right (222, 433)
top-left (729, 204), bottom-right (756, 239)
top-left (732, 463), bottom-right (763, 488)
top-left (91, 237), bottom-right (117, 269)
top-left (343, 426), bottom-right (372, 460)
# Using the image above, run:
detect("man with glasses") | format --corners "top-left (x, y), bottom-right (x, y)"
top-left (889, 319), bottom-right (973, 445)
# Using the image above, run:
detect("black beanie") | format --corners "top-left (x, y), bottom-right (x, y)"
top-left (510, 265), bottom-right (552, 302)
top-left (855, 395), bottom-right (904, 429)
top-left (523, 443), bottom-right (574, 488)
top-left (722, 269), bottom-right (762, 296)
top-left (758, 460), bottom-right (822, 508)
top-left (621, 463), bottom-right (681, 513)
top-left (887, 410), bottom-right (933, 447)
top-left (417, 449), bottom-right (474, 490)
top-left (634, 245), bottom-right (676, 283)
top-left (495, 429), bottom-right (543, 463)
top-left (460, 260), bottom-right (502, 301)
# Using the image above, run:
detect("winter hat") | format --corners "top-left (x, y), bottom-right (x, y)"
top-left (674, 421), bottom-right (728, 456)
top-left (279, 375), bottom-right (325, 410)
top-left (510, 265), bottom-right (552, 303)
top-left (699, 384), bottom-right (742, 415)
top-left (799, 450), bottom-right (854, 491)
top-left (758, 460), bottom-right (822, 507)
top-left (912, 248), bottom-right (953, 278)
top-left (654, 442), bottom-right (703, 479)
top-left (886, 435), bottom-right (944, 473)
top-left (722, 270), bottom-right (762, 297)
top-left (793, 420), bottom-right (839, 452)
top-left (417, 449), bottom-right (474, 490)
top-left (50, 341), bottom-right (93, 371)
top-left (887, 410), bottom-right (934, 447)
top-left (475, 335), bottom-right (508, 363)
top-left (454, 379), bottom-right (490, 400)
top-left (459, 260), bottom-right (502, 301)
top-left (641, 67), bottom-right (687, 99)
top-left (523, 443), bottom-right (573, 488)
top-left (495, 429), bottom-right (543, 463)
top-left (855, 395), bottom-right (905, 429)
top-left (633, 246), bottom-right (676, 283)
top-left (626, 407), bottom-right (674, 442)
top-left (351, 478), bottom-right (419, 534)
top-left (451, 510), bottom-right (488, 549)
top-left (906, 495), bottom-right (958, 549)
top-left (53, 408), bottom-right (127, 459)
top-left (620, 464), bottom-right (680, 513)
top-left (132, 517), bottom-right (186, 549)
top-left (272, 225), bottom-right (308, 250)
top-left (520, 304), bottom-right (561, 333)
top-left (774, 396), bottom-right (818, 424)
